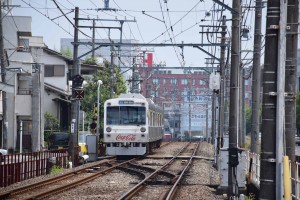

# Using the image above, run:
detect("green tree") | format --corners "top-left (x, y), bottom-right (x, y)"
top-left (60, 47), bottom-right (73, 58)
top-left (82, 55), bottom-right (99, 65)
top-left (80, 61), bottom-right (127, 132)
top-left (44, 112), bottom-right (60, 146)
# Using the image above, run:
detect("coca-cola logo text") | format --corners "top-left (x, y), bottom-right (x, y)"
top-left (116, 134), bottom-right (136, 141)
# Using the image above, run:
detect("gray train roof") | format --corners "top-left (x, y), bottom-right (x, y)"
top-left (119, 93), bottom-right (146, 99)
top-left (118, 93), bottom-right (163, 113)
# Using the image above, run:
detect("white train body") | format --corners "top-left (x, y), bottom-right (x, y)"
top-left (104, 93), bottom-right (163, 155)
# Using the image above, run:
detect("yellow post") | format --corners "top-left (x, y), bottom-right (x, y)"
top-left (283, 156), bottom-right (291, 200)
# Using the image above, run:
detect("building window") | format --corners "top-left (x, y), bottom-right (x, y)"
top-left (45, 65), bottom-right (65, 77)
top-left (153, 90), bottom-right (159, 97)
top-left (163, 79), bottom-right (166, 85)
top-left (192, 79), bottom-right (196, 85)
top-left (181, 79), bottom-right (188, 85)
top-left (199, 80), bottom-right (206, 85)
top-left (170, 79), bottom-right (177, 85)
top-left (152, 78), bottom-right (159, 85)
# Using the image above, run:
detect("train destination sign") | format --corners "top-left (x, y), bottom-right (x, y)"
top-left (119, 100), bottom-right (134, 105)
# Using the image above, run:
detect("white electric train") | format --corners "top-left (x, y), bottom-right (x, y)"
top-left (103, 93), bottom-right (163, 155)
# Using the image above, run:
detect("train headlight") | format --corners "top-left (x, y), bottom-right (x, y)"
top-left (140, 127), bottom-right (146, 132)
top-left (106, 127), bottom-right (112, 132)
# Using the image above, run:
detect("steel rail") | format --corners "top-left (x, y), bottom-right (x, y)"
top-left (164, 142), bottom-right (200, 200)
top-left (117, 143), bottom-right (191, 200)
top-left (18, 158), bottom-right (136, 200)
top-left (0, 158), bottom-right (116, 199)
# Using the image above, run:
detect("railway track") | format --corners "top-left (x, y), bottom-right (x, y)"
top-left (0, 142), bottom-right (220, 199)
top-left (117, 142), bottom-right (199, 200)
top-left (0, 157), bottom-right (142, 200)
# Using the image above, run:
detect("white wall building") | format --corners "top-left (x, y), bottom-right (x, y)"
top-left (1, 13), bottom-right (93, 152)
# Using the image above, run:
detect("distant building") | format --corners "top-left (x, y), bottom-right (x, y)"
top-left (138, 65), bottom-right (212, 138)
top-left (61, 38), bottom-right (139, 89)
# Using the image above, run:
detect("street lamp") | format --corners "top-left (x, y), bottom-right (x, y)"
top-left (96, 80), bottom-right (103, 135)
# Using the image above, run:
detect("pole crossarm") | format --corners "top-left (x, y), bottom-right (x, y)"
top-left (75, 18), bottom-right (136, 23)
top-left (72, 42), bottom-right (226, 47)
top-left (212, 0), bottom-right (238, 14)
top-left (193, 46), bottom-right (221, 62)
top-left (78, 25), bottom-right (121, 29)
top-left (77, 45), bottom-right (105, 59)
top-left (51, 10), bottom-right (74, 21)
top-left (142, 11), bottom-right (164, 23)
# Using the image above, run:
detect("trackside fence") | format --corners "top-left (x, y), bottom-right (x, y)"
top-left (245, 151), bottom-right (260, 187)
top-left (291, 161), bottom-right (300, 199)
top-left (0, 148), bottom-right (80, 187)
top-left (246, 151), bottom-right (300, 199)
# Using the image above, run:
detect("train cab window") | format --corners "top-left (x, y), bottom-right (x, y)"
top-left (107, 107), bottom-right (120, 125)
top-left (107, 106), bottom-right (146, 125)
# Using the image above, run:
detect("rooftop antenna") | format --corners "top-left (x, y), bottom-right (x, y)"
top-left (104, 0), bottom-right (109, 9)
top-left (100, 0), bottom-right (117, 11)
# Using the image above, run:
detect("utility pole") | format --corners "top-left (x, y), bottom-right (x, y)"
top-left (131, 58), bottom-right (140, 93)
top-left (70, 7), bottom-right (80, 163)
top-left (260, 0), bottom-right (285, 198)
top-left (188, 90), bottom-right (191, 140)
top-left (92, 19), bottom-right (95, 58)
top-left (218, 15), bottom-right (226, 153)
top-left (228, 0), bottom-right (240, 198)
top-left (285, 0), bottom-right (298, 192)
top-left (239, 69), bottom-right (244, 147)
top-left (206, 103), bottom-right (208, 141)
top-left (250, 0), bottom-right (262, 154)
top-left (109, 28), bottom-right (114, 98)
top-left (211, 92), bottom-right (216, 144)
top-left (0, 1), bottom-right (7, 149)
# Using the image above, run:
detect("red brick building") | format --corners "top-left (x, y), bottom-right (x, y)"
top-left (138, 65), bottom-right (211, 138)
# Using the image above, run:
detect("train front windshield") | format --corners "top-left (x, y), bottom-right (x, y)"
top-left (107, 106), bottom-right (146, 125)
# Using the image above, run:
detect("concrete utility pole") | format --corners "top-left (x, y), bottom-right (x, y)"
top-left (70, 7), bottom-right (80, 163)
top-left (228, 0), bottom-right (240, 198)
top-left (211, 92), bottom-right (216, 144)
top-left (188, 91), bottom-right (191, 140)
top-left (260, 0), bottom-right (286, 198)
top-left (110, 41), bottom-right (114, 98)
top-left (239, 69), bottom-right (245, 147)
top-left (131, 58), bottom-right (140, 93)
top-left (0, 1), bottom-right (7, 149)
top-left (250, 0), bottom-right (262, 154)
top-left (285, 0), bottom-right (298, 193)
top-left (218, 15), bottom-right (227, 153)
top-left (206, 103), bottom-right (208, 141)
top-left (31, 64), bottom-right (41, 152)
top-left (92, 19), bottom-right (95, 58)
top-left (275, 1), bottom-right (287, 198)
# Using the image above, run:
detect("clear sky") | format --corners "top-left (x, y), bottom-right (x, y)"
top-left (12, 0), bottom-right (256, 68)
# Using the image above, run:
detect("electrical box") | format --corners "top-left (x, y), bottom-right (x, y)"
top-left (219, 149), bottom-right (247, 189)
top-left (86, 135), bottom-right (98, 162)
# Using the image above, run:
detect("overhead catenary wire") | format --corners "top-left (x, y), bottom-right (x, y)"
top-left (148, 0), bottom-right (204, 44)
top-left (158, 0), bottom-right (183, 67)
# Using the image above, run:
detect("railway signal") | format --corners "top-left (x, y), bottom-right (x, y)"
top-left (90, 104), bottom-right (98, 132)
top-left (72, 74), bottom-right (84, 88)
